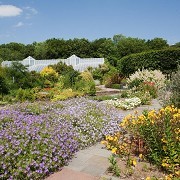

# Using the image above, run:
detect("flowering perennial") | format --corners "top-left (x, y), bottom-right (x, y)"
top-left (0, 98), bottom-right (123, 179)
top-left (127, 69), bottom-right (166, 90)
top-left (104, 97), bottom-right (141, 110)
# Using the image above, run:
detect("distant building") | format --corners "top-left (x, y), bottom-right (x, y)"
top-left (1, 55), bottom-right (104, 72)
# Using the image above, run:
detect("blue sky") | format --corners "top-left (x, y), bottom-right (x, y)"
top-left (0, 0), bottom-right (180, 45)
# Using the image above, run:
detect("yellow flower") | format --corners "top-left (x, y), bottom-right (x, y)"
top-left (145, 176), bottom-right (151, 180)
top-left (174, 128), bottom-right (180, 135)
top-left (139, 154), bottom-right (143, 159)
top-left (132, 159), bottom-right (137, 166)
top-left (132, 119), bottom-right (136, 125)
top-left (175, 170), bottom-right (180, 176)
top-left (111, 147), bottom-right (117, 154)
top-left (165, 174), bottom-right (173, 180)
top-left (162, 162), bottom-right (169, 167)
top-left (134, 110), bottom-right (138, 114)
top-left (101, 140), bottom-right (108, 146)
top-left (161, 138), bottom-right (167, 143)
top-left (163, 146), bottom-right (167, 152)
top-left (106, 135), bottom-right (111, 140)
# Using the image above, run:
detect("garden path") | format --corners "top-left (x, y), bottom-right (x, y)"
top-left (46, 99), bottom-right (162, 180)
top-left (96, 85), bottom-right (121, 96)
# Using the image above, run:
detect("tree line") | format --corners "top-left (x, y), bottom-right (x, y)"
top-left (0, 34), bottom-right (180, 67)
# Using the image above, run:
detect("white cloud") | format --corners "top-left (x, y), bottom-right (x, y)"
top-left (24, 6), bottom-right (38, 19)
top-left (0, 5), bottom-right (22, 17)
top-left (14, 21), bottom-right (24, 27)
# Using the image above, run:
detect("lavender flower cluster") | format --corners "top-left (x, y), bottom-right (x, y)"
top-left (0, 97), bottom-right (123, 179)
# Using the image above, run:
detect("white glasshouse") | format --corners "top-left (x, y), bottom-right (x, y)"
top-left (1, 55), bottom-right (104, 72)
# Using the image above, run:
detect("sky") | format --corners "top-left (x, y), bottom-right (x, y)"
top-left (0, 0), bottom-right (180, 45)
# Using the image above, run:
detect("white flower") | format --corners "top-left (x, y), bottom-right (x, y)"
top-left (104, 97), bottom-right (141, 110)
top-left (127, 69), bottom-right (166, 90)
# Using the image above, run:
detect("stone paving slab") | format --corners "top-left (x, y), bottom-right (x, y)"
top-left (46, 168), bottom-right (98, 180)
top-left (80, 155), bottom-right (109, 176)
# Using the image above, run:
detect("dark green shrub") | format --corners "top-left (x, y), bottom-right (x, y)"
top-left (118, 48), bottom-right (180, 77)
top-left (111, 84), bottom-right (120, 89)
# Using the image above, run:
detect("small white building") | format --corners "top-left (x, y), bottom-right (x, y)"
top-left (1, 55), bottom-right (104, 72)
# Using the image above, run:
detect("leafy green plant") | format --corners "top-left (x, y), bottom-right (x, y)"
top-left (15, 88), bottom-right (36, 102)
top-left (120, 106), bottom-right (180, 178)
top-left (129, 90), bottom-right (152, 105)
top-left (93, 94), bottom-right (121, 101)
top-left (120, 90), bottom-right (129, 98)
top-left (108, 155), bottom-right (121, 177)
top-left (74, 71), bottom-right (96, 96)
top-left (128, 78), bottom-right (143, 89)
top-left (111, 84), bottom-right (120, 89)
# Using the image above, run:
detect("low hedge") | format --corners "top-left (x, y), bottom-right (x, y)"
top-left (118, 48), bottom-right (180, 77)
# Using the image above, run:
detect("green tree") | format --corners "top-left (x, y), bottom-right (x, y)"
top-left (113, 34), bottom-right (126, 44)
top-left (116, 36), bottom-right (147, 58)
top-left (5, 62), bottom-right (33, 89)
top-left (146, 37), bottom-right (169, 50)
top-left (171, 42), bottom-right (180, 48)
top-left (34, 42), bottom-right (48, 59)
top-left (0, 66), bottom-right (9, 97)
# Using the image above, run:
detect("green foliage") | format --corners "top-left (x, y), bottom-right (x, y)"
top-left (0, 43), bottom-right (26, 61)
top-left (111, 84), bottom-right (120, 89)
top-left (128, 78), bottom-right (143, 89)
top-left (74, 71), bottom-right (96, 96)
top-left (51, 62), bottom-right (79, 88)
top-left (108, 155), bottom-right (121, 177)
top-left (168, 69), bottom-right (180, 108)
top-left (118, 48), bottom-right (180, 77)
top-left (51, 89), bottom-right (82, 101)
top-left (80, 71), bottom-right (94, 82)
top-left (5, 62), bottom-right (37, 89)
top-left (15, 88), bottom-right (36, 102)
top-left (92, 64), bottom-right (109, 82)
top-left (120, 90), bottom-right (129, 98)
top-left (74, 78), bottom-right (96, 96)
top-left (146, 38), bottom-right (169, 50)
top-left (116, 36), bottom-right (148, 58)
top-left (43, 79), bottom-right (53, 88)
top-left (92, 94), bottom-right (121, 101)
top-left (103, 66), bottom-right (122, 88)
top-left (140, 82), bottom-right (158, 98)
top-left (121, 106), bottom-right (180, 177)
top-left (129, 90), bottom-right (152, 105)
top-left (160, 66), bottom-right (180, 108)
top-left (0, 67), bottom-right (9, 97)
top-left (40, 66), bottom-right (58, 83)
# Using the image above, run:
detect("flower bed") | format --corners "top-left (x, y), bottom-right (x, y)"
top-left (104, 97), bottom-right (141, 110)
top-left (0, 98), bottom-right (122, 179)
top-left (102, 106), bottom-right (180, 179)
